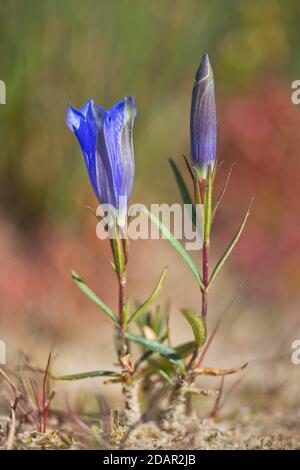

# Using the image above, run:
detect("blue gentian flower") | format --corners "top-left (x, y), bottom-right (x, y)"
top-left (190, 53), bottom-right (217, 178)
top-left (66, 97), bottom-right (138, 209)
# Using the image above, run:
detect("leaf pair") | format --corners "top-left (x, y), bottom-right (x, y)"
top-left (71, 271), bottom-right (118, 324)
top-left (207, 199), bottom-right (253, 289)
top-left (141, 207), bottom-right (205, 290)
top-left (125, 333), bottom-right (185, 371)
top-left (166, 159), bottom-right (253, 291)
top-left (128, 268), bottom-right (168, 324)
top-left (71, 266), bottom-right (168, 327)
top-left (55, 336), bottom-right (185, 382)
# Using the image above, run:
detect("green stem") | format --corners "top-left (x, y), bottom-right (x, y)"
top-left (202, 170), bottom-right (213, 320)
top-left (110, 225), bottom-right (128, 360)
top-left (118, 274), bottom-right (127, 359)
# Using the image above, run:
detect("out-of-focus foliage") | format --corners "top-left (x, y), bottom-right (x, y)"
top-left (0, 0), bottom-right (300, 302)
top-left (0, 0), bottom-right (300, 229)
top-left (218, 83), bottom-right (300, 297)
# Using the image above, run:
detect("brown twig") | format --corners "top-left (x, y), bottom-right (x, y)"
top-left (42, 353), bottom-right (52, 433)
top-left (0, 367), bottom-right (23, 450)
top-left (210, 377), bottom-right (225, 418)
top-left (6, 406), bottom-right (16, 450)
top-left (194, 363), bottom-right (248, 376)
top-left (211, 376), bottom-right (244, 418)
top-left (0, 367), bottom-right (23, 411)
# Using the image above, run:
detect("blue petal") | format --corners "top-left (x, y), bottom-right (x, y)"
top-left (67, 97), bottom-right (137, 208)
top-left (66, 100), bottom-right (105, 200)
top-left (119, 96), bottom-right (137, 200)
top-left (96, 97), bottom-right (137, 207)
top-left (190, 54), bottom-right (217, 178)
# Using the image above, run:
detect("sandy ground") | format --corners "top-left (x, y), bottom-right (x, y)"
top-left (0, 259), bottom-right (299, 450)
top-left (1, 404), bottom-right (299, 450)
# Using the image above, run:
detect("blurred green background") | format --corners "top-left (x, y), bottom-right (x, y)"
top-left (1, 0), bottom-right (300, 227)
top-left (0, 0), bottom-right (300, 320)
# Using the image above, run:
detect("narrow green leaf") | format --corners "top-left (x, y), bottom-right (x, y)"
top-left (125, 333), bottom-right (185, 370)
top-left (138, 341), bottom-right (196, 377)
top-left (128, 268), bottom-right (168, 324)
top-left (180, 309), bottom-right (207, 347)
top-left (141, 340), bottom-right (196, 371)
top-left (208, 199), bottom-right (253, 290)
top-left (152, 305), bottom-right (162, 336)
top-left (138, 341), bottom-right (196, 376)
top-left (169, 158), bottom-right (196, 225)
top-left (71, 270), bottom-right (118, 325)
top-left (53, 370), bottom-right (121, 381)
top-left (134, 330), bottom-right (169, 370)
top-left (141, 208), bottom-right (204, 290)
top-left (134, 349), bottom-right (153, 369)
top-left (175, 341), bottom-right (196, 358)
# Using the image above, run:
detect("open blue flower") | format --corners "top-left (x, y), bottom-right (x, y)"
top-left (190, 54), bottom-right (217, 178)
top-left (66, 97), bottom-right (138, 208)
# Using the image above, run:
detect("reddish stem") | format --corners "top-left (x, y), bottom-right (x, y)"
top-left (199, 179), bottom-right (205, 203)
top-left (188, 177), bottom-right (209, 371)
top-left (30, 378), bottom-right (42, 433)
top-left (42, 353), bottom-right (52, 433)
top-left (202, 240), bottom-right (209, 320)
